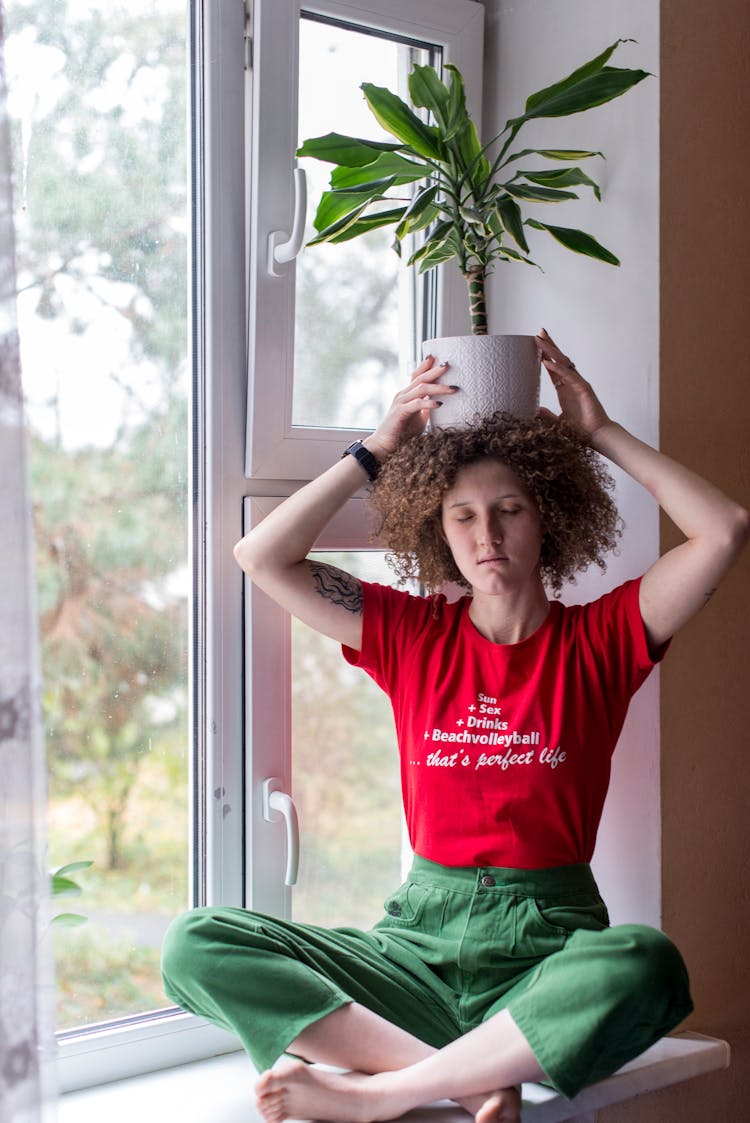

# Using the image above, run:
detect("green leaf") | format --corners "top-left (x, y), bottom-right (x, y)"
top-left (308, 200), bottom-right (372, 244)
top-left (361, 83), bottom-right (444, 159)
top-left (324, 207), bottom-right (407, 245)
top-left (509, 67), bottom-right (650, 129)
top-left (406, 220), bottom-right (452, 266)
top-left (408, 65), bottom-right (451, 129)
top-left (296, 132), bottom-right (402, 167)
top-left (459, 205), bottom-right (488, 229)
top-left (52, 860), bottom-right (94, 878)
top-left (409, 203), bottom-right (442, 234)
top-left (330, 153), bottom-right (429, 188)
top-left (395, 184), bottom-right (440, 238)
top-left (496, 196), bottom-right (529, 253)
top-left (525, 39), bottom-right (635, 113)
top-left (526, 218), bottom-right (620, 265)
top-left (504, 147), bottom-right (604, 164)
top-left (51, 912), bottom-right (88, 927)
top-left (444, 65), bottom-right (469, 136)
top-left (51, 874), bottom-right (83, 897)
top-left (453, 119), bottom-right (490, 186)
top-left (504, 183), bottom-right (579, 203)
top-left (417, 235), bottom-right (460, 273)
top-left (313, 181), bottom-right (397, 232)
top-left (519, 167), bottom-right (601, 201)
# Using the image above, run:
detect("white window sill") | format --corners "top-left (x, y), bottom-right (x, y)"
top-left (58, 1031), bottom-right (729, 1123)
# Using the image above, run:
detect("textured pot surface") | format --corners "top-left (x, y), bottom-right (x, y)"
top-left (422, 335), bottom-right (540, 428)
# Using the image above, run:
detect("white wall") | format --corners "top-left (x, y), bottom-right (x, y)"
top-left (480, 1), bottom-right (661, 926)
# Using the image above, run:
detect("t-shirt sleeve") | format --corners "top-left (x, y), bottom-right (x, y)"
top-left (342, 580), bottom-right (427, 695)
top-left (580, 576), bottom-right (668, 701)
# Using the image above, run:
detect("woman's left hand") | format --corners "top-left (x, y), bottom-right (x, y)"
top-left (536, 328), bottom-right (610, 441)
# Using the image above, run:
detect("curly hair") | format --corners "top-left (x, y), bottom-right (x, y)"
top-left (368, 412), bottom-right (621, 595)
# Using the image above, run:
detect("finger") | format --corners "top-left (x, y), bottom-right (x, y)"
top-left (411, 354), bottom-right (439, 378)
top-left (536, 328), bottom-right (577, 371)
top-left (410, 358), bottom-right (450, 385)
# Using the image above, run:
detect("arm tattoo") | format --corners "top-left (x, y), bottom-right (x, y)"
top-left (307, 561), bottom-right (363, 615)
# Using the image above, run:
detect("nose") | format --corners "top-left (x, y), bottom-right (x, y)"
top-left (478, 512), bottom-right (503, 546)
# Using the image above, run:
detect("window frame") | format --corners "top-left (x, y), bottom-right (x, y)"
top-left (245, 0), bottom-right (484, 480)
top-left (57, 0), bottom-right (484, 1091)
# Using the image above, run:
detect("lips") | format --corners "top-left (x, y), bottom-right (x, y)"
top-left (478, 555), bottom-right (509, 564)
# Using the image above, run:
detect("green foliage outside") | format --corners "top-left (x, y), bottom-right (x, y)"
top-left (9, 0), bottom-right (410, 1032)
top-left (7, 0), bottom-right (190, 1029)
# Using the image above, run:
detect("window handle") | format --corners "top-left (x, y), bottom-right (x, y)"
top-left (262, 777), bottom-right (300, 885)
top-left (267, 166), bottom-right (307, 276)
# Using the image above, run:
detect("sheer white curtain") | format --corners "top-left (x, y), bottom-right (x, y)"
top-left (0, 4), bottom-right (57, 1121)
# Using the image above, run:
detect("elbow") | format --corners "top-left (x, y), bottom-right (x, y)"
top-left (731, 504), bottom-right (750, 552)
top-left (716, 503), bottom-right (750, 565)
top-left (233, 534), bottom-right (258, 576)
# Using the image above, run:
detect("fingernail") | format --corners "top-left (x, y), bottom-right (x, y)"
top-left (448, 384), bottom-right (460, 390)
top-left (436, 400), bottom-right (443, 407)
top-left (440, 361), bottom-right (449, 368)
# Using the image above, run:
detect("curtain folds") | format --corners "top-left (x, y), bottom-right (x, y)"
top-left (0, 4), bottom-right (57, 1121)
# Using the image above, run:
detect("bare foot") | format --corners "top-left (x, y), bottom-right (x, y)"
top-left (474, 1086), bottom-right (522, 1123)
top-left (255, 1057), bottom-right (377, 1123)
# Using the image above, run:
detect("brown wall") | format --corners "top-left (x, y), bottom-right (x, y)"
top-left (600, 1), bottom-right (750, 1120)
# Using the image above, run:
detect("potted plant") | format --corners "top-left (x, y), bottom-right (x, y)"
top-left (297, 39), bottom-right (649, 425)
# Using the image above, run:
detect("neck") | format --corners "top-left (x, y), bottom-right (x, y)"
top-left (468, 580), bottom-right (550, 645)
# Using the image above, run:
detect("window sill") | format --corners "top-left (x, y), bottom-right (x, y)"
top-left (58, 1031), bottom-right (729, 1123)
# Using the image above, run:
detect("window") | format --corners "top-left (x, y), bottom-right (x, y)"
top-left (10, 0), bottom-right (483, 1091)
top-left (243, 0), bottom-right (483, 921)
top-left (246, 0), bottom-right (484, 478)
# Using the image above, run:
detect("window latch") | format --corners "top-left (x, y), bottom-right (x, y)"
top-left (267, 166), bottom-right (307, 276)
top-left (262, 777), bottom-right (300, 885)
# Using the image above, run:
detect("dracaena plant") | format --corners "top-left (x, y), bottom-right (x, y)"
top-left (297, 40), bottom-right (649, 335)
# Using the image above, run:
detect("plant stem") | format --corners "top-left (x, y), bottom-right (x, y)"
top-left (464, 265), bottom-right (487, 335)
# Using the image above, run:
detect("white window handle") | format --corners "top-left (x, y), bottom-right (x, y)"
top-left (267, 166), bottom-right (307, 276)
top-left (262, 777), bottom-right (300, 885)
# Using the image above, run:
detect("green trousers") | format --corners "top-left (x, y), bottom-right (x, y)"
top-left (161, 857), bottom-right (692, 1099)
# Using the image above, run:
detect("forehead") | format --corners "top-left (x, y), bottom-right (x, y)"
top-left (442, 458), bottom-right (530, 503)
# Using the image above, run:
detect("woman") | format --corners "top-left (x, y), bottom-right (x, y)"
top-left (161, 329), bottom-right (748, 1123)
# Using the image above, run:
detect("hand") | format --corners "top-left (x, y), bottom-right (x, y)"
top-left (366, 356), bottom-right (456, 459)
top-left (536, 328), bottom-right (610, 441)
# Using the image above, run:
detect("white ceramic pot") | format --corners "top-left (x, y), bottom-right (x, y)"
top-left (421, 334), bottom-right (540, 428)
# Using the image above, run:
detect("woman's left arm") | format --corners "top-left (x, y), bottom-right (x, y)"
top-left (537, 329), bottom-right (750, 649)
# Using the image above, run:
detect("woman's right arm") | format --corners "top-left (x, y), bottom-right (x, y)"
top-left (233, 357), bottom-right (453, 650)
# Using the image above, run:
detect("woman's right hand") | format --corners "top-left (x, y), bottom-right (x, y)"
top-left (366, 356), bottom-right (456, 460)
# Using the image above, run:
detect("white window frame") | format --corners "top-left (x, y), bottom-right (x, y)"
top-left (57, 0), bottom-right (484, 1092)
top-left (57, 0), bottom-right (249, 1090)
top-left (243, 493), bottom-right (384, 919)
top-left (246, 0), bottom-right (484, 479)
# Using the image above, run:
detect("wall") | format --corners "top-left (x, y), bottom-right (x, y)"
top-left (483, 1), bottom-right (750, 1119)
top-left (601, 0), bottom-right (750, 1120)
top-left (481, 0), bottom-right (661, 927)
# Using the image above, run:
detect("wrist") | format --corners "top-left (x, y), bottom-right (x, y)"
top-left (362, 434), bottom-right (391, 464)
top-left (588, 418), bottom-right (621, 454)
top-left (341, 439), bottom-right (381, 482)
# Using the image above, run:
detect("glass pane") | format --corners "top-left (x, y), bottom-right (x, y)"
top-left (294, 18), bottom-right (439, 431)
top-left (7, 0), bottom-right (189, 1031)
top-left (292, 553), bottom-right (407, 928)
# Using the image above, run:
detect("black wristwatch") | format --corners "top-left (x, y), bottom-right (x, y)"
top-left (341, 440), bottom-right (380, 482)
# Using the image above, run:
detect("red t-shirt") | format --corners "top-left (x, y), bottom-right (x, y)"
top-left (343, 578), bottom-right (663, 869)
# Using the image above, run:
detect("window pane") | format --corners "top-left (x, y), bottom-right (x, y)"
top-left (7, 0), bottom-right (189, 1031)
top-left (294, 18), bottom-right (438, 431)
top-left (292, 553), bottom-right (406, 928)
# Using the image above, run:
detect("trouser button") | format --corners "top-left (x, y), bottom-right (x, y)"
top-left (481, 875), bottom-right (496, 887)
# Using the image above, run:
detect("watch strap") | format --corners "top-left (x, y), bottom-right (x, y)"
top-left (341, 440), bottom-right (380, 482)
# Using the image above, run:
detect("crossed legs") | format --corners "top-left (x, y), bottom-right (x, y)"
top-left (255, 1000), bottom-right (544, 1123)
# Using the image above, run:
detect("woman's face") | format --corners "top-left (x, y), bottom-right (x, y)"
top-left (440, 459), bottom-right (543, 595)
